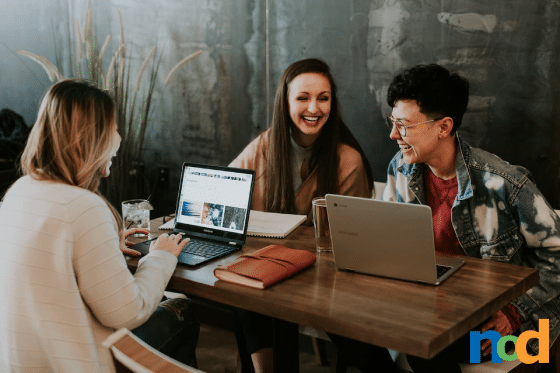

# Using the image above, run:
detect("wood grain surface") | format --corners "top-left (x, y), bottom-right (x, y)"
top-left (127, 216), bottom-right (539, 359)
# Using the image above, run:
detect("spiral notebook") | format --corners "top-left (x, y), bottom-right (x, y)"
top-left (159, 210), bottom-right (306, 239)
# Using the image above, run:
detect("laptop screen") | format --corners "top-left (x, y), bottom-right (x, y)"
top-left (174, 163), bottom-right (255, 243)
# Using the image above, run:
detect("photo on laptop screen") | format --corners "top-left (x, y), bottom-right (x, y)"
top-left (174, 164), bottom-right (254, 236)
top-left (129, 163), bottom-right (255, 266)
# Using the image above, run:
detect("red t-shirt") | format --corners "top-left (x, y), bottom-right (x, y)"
top-left (424, 167), bottom-right (523, 329)
top-left (423, 167), bottom-right (464, 256)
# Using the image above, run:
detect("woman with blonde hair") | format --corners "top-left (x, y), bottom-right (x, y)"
top-left (230, 58), bottom-right (373, 372)
top-left (0, 79), bottom-right (199, 372)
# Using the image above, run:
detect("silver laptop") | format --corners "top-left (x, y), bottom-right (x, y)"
top-left (325, 194), bottom-right (464, 285)
top-left (131, 163), bottom-right (255, 266)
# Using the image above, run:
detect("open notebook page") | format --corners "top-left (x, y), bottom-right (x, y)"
top-left (159, 210), bottom-right (306, 239)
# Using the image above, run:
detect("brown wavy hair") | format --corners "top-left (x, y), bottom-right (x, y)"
top-left (264, 58), bottom-right (373, 213)
top-left (21, 79), bottom-right (123, 233)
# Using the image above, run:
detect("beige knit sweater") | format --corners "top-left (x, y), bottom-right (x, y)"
top-left (229, 129), bottom-right (372, 221)
top-left (0, 176), bottom-right (177, 372)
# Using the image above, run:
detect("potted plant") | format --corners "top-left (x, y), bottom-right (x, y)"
top-left (18, 1), bottom-right (201, 206)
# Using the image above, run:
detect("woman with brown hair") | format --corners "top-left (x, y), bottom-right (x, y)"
top-left (229, 58), bottom-right (374, 372)
top-left (231, 57), bottom-right (373, 221)
top-left (0, 80), bottom-right (199, 372)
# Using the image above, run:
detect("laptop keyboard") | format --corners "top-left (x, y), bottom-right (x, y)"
top-left (181, 237), bottom-right (235, 259)
top-left (436, 264), bottom-right (452, 278)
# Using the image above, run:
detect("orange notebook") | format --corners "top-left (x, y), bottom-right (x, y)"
top-left (213, 245), bottom-right (316, 289)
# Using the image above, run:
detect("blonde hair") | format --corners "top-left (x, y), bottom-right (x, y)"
top-left (21, 79), bottom-right (123, 233)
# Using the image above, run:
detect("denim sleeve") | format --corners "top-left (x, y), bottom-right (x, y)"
top-left (510, 179), bottom-right (560, 333)
top-left (383, 154), bottom-right (401, 202)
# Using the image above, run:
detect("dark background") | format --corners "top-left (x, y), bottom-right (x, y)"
top-left (2, 0), bottom-right (560, 212)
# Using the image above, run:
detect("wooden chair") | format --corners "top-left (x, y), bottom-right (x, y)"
top-left (103, 328), bottom-right (205, 373)
top-left (299, 325), bottom-right (332, 366)
top-left (373, 181), bottom-right (386, 200)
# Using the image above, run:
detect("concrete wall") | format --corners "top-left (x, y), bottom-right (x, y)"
top-left (2, 0), bottom-right (560, 209)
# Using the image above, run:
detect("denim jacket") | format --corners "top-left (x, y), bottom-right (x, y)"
top-left (382, 134), bottom-right (560, 353)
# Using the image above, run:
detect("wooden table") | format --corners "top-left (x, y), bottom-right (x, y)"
top-left (127, 216), bottom-right (539, 369)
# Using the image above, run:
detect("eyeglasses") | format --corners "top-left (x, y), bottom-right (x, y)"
top-left (386, 116), bottom-right (443, 137)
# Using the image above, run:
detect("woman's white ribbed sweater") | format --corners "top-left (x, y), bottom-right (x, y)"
top-left (0, 176), bottom-right (177, 372)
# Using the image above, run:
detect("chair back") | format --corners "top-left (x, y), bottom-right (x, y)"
top-left (103, 328), bottom-right (204, 373)
top-left (373, 181), bottom-right (386, 200)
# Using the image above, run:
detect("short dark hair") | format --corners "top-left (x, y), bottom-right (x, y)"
top-left (386, 64), bottom-right (469, 133)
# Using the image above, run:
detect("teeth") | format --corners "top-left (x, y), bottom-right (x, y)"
top-left (303, 116), bottom-right (319, 123)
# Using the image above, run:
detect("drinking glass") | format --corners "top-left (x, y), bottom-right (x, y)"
top-left (122, 199), bottom-right (152, 233)
top-left (312, 197), bottom-right (332, 253)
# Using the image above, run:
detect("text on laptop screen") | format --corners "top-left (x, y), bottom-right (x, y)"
top-left (175, 166), bottom-right (253, 233)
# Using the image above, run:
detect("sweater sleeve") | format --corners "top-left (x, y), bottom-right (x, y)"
top-left (337, 144), bottom-right (372, 199)
top-left (71, 193), bottom-right (177, 330)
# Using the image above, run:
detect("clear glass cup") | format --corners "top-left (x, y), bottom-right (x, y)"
top-left (122, 199), bottom-right (152, 233)
top-left (312, 197), bottom-right (332, 253)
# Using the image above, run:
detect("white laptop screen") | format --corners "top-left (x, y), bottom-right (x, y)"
top-left (175, 164), bottom-right (254, 235)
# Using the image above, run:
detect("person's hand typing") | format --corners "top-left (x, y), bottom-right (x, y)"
top-left (480, 310), bottom-right (514, 356)
top-left (121, 228), bottom-right (150, 257)
top-left (150, 233), bottom-right (190, 257)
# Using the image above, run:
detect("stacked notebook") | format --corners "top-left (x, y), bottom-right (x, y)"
top-left (244, 211), bottom-right (307, 238)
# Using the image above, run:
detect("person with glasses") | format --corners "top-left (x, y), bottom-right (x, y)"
top-left (330, 64), bottom-right (560, 372)
top-left (386, 116), bottom-right (443, 137)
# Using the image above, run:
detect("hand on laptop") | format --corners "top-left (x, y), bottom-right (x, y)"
top-left (150, 233), bottom-right (190, 257)
top-left (122, 228), bottom-right (150, 257)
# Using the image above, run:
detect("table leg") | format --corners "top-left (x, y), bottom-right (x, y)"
top-left (272, 318), bottom-right (299, 372)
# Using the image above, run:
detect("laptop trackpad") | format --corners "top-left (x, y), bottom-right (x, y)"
top-left (178, 252), bottom-right (207, 266)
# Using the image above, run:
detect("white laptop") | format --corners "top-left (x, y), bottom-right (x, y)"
top-left (325, 194), bottom-right (464, 285)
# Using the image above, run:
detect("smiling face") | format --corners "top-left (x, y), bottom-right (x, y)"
top-left (389, 99), bottom-right (443, 166)
top-left (102, 120), bottom-right (122, 177)
top-left (287, 72), bottom-right (331, 147)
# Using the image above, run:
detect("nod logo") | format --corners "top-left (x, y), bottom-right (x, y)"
top-left (469, 319), bottom-right (549, 364)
